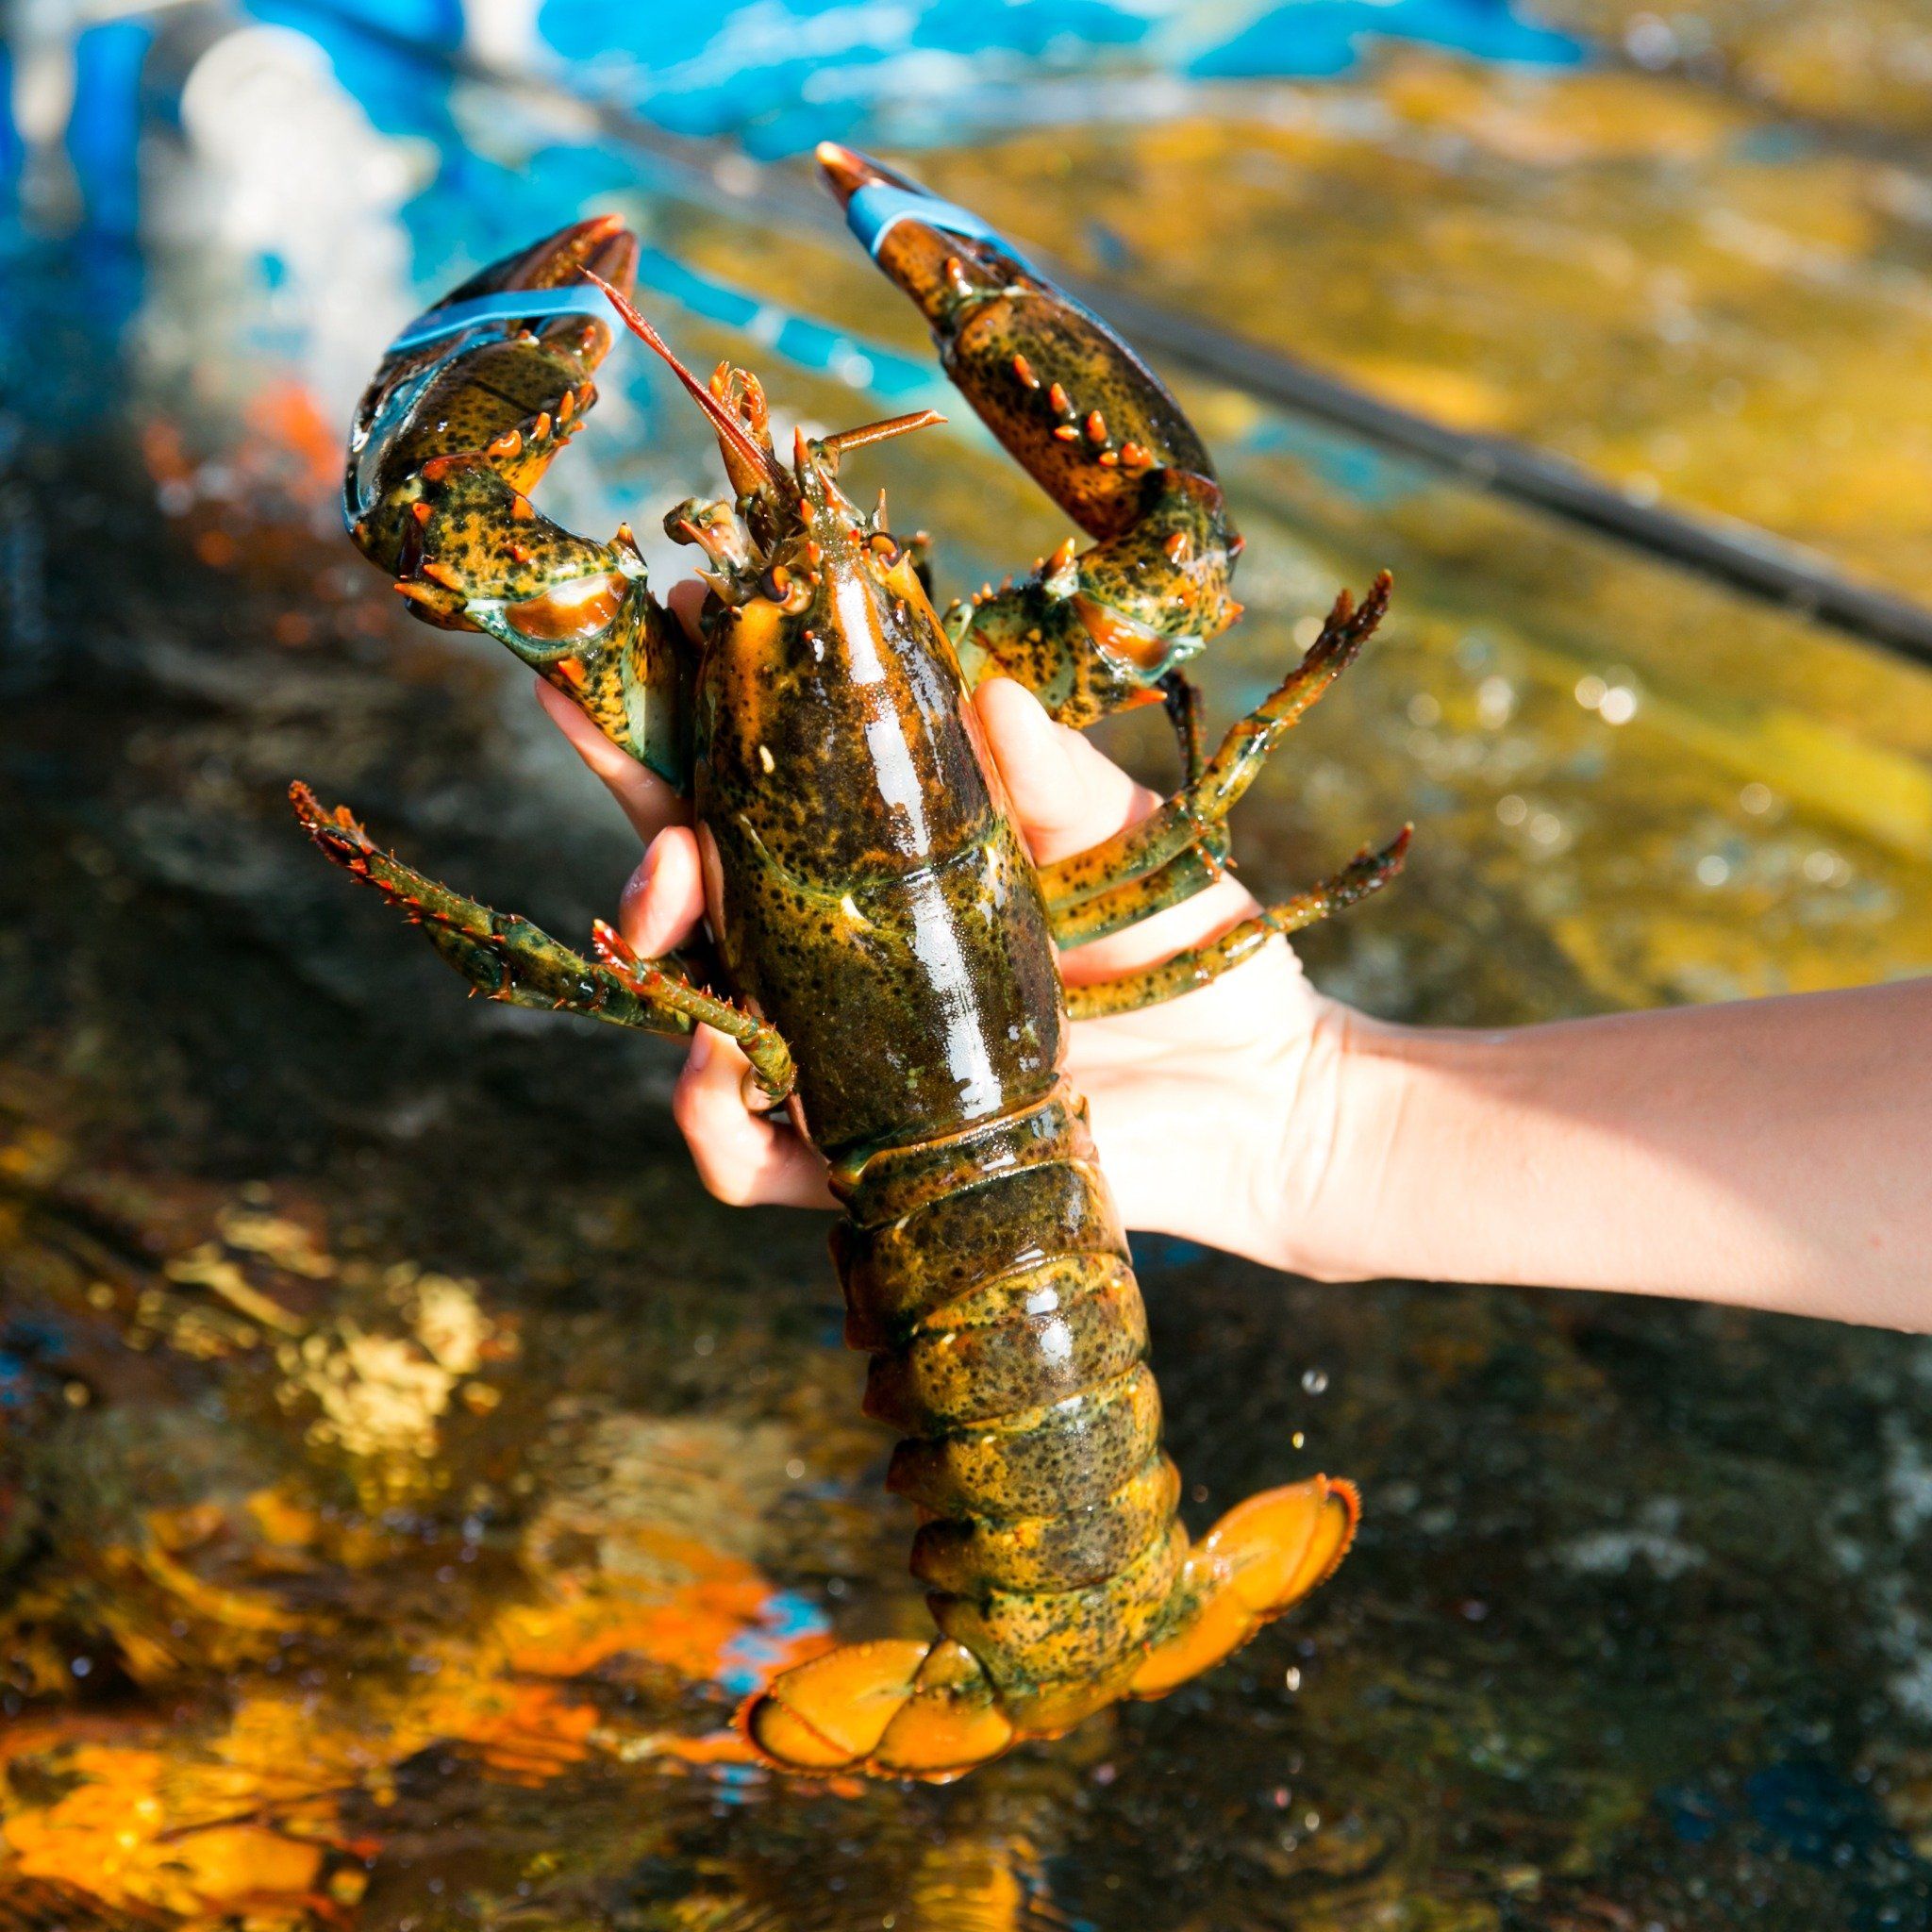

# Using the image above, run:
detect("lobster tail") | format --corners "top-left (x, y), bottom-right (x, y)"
top-left (738, 1084), bottom-right (1358, 1778)
top-left (837, 1085), bottom-right (1181, 1728)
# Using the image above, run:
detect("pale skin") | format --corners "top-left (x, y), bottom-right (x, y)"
top-left (538, 582), bottom-right (1932, 1333)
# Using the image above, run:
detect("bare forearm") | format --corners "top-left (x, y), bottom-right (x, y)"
top-left (1298, 980), bottom-right (1932, 1327)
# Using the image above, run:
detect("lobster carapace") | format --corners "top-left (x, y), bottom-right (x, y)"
top-left (296, 145), bottom-right (1408, 1780)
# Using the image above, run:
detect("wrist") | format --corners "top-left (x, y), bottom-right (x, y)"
top-left (1259, 994), bottom-right (1394, 1282)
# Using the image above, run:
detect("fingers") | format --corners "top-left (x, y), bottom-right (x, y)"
top-left (667, 575), bottom-right (708, 643)
top-left (973, 677), bottom-right (1157, 866)
top-left (542, 576), bottom-right (832, 1213)
top-left (534, 675), bottom-right (689, 844)
top-left (618, 824), bottom-right (706, 961)
top-left (974, 675), bottom-right (1262, 980)
top-left (674, 1027), bottom-right (836, 1210)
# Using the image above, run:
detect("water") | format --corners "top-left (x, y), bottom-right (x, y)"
top-left (4, 8), bottom-right (1932, 1927)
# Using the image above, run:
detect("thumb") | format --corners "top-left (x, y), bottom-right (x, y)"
top-left (973, 676), bottom-right (1158, 867)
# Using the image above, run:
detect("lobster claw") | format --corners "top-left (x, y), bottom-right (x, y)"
top-left (346, 214), bottom-right (637, 580)
top-left (817, 144), bottom-right (1238, 728)
top-left (342, 216), bottom-right (689, 785)
top-left (816, 143), bottom-right (1218, 545)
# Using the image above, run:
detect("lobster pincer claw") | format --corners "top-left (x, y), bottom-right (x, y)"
top-left (817, 143), bottom-right (1238, 728)
top-left (344, 216), bottom-right (691, 786)
top-left (345, 214), bottom-right (633, 584)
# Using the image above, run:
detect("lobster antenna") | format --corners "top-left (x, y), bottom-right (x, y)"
top-left (581, 271), bottom-right (792, 496)
top-left (823, 408), bottom-right (946, 458)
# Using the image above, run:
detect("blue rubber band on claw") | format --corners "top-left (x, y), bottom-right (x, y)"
top-left (843, 182), bottom-right (1022, 263)
top-left (384, 284), bottom-right (615, 357)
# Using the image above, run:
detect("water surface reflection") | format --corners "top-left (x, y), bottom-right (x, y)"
top-left (3, 17), bottom-right (1931, 1929)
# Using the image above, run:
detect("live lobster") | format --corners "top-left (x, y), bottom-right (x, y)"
top-left (294, 144), bottom-right (1408, 1780)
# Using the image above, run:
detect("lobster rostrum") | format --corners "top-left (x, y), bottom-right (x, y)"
top-left (296, 146), bottom-right (1409, 1781)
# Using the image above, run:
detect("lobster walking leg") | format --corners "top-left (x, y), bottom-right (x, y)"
top-left (1041, 574), bottom-right (1392, 930)
top-left (1031, 575), bottom-right (1391, 953)
top-left (1163, 671), bottom-right (1208, 786)
top-left (1064, 829), bottom-right (1410, 1022)
top-left (1048, 842), bottom-right (1228, 952)
top-left (290, 786), bottom-right (794, 1095)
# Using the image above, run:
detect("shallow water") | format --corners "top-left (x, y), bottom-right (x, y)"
top-left (4, 11), bottom-right (1932, 1929)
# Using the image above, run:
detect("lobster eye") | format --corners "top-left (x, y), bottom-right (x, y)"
top-left (505, 572), bottom-right (628, 641)
top-left (757, 563), bottom-right (813, 614)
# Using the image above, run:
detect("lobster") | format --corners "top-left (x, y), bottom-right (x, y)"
top-left (293, 144), bottom-right (1408, 1781)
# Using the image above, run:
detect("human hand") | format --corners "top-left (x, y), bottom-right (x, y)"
top-left (537, 588), bottom-right (1351, 1274)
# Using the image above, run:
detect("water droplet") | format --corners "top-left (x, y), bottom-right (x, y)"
top-left (1598, 686), bottom-right (1638, 725)
top-left (1284, 1667), bottom-right (1302, 1692)
top-left (1301, 1367), bottom-right (1329, 1395)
